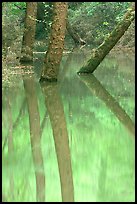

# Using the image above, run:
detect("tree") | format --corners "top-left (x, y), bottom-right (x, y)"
top-left (20, 2), bottom-right (37, 63)
top-left (77, 2), bottom-right (135, 74)
top-left (40, 2), bottom-right (68, 82)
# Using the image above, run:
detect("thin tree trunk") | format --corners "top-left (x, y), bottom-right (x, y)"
top-left (40, 2), bottom-right (68, 82)
top-left (20, 2), bottom-right (37, 63)
top-left (40, 82), bottom-right (74, 202)
top-left (78, 3), bottom-right (135, 74)
top-left (66, 20), bottom-right (86, 46)
top-left (78, 74), bottom-right (135, 137)
top-left (23, 76), bottom-right (45, 202)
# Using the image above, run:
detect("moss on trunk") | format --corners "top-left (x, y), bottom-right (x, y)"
top-left (78, 3), bottom-right (135, 74)
top-left (40, 3), bottom-right (68, 81)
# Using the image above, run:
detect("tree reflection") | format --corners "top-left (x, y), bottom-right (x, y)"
top-left (40, 81), bottom-right (74, 202)
top-left (78, 73), bottom-right (135, 138)
top-left (6, 91), bottom-right (14, 200)
top-left (23, 72), bottom-right (45, 202)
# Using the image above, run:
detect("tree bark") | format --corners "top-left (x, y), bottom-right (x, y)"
top-left (40, 2), bottom-right (68, 82)
top-left (66, 20), bottom-right (86, 46)
top-left (77, 3), bottom-right (135, 74)
top-left (40, 82), bottom-right (74, 202)
top-left (23, 76), bottom-right (45, 202)
top-left (20, 2), bottom-right (37, 63)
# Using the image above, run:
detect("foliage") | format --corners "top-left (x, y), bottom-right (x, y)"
top-left (2, 2), bottom-right (134, 50)
top-left (2, 3), bottom-right (23, 58)
top-left (2, 2), bottom-right (135, 201)
top-left (68, 2), bottom-right (131, 46)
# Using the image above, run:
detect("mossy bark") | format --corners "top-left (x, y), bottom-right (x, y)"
top-left (78, 3), bottom-right (135, 74)
top-left (40, 2), bottom-right (68, 82)
top-left (20, 3), bottom-right (37, 63)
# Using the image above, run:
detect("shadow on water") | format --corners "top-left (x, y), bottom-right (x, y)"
top-left (2, 48), bottom-right (135, 202)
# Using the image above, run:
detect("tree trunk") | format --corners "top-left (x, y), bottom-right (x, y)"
top-left (40, 2), bottom-right (68, 82)
top-left (66, 20), bottom-right (86, 46)
top-left (23, 76), bottom-right (45, 202)
top-left (40, 82), bottom-right (74, 202)
top-left (77, 3), bottom-right (135, 74)
top-left (20, 2), bottom-right (37, 63)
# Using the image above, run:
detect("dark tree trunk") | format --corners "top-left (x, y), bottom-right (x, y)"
top-left (20, 2), bottom-right (37, 63)
top-left (77, 3), bottom-right (135, 74)
top-left (40, 2), bottom-right (68, 82)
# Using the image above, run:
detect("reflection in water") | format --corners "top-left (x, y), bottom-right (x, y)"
top-left (23, 73), bottom-right (45, 202)
top-left (6, 91), bottom-right (14, 200)
top-left (97, 155), bottom-right (108, 202)
top-left (78, 74), bottom-right (135, 137)
top-left (40, 81), bottom-right (74, 202)
top-left (2, 50), bottom-right (135, 202)
top-left (3, 98), bottom-right (26, 153)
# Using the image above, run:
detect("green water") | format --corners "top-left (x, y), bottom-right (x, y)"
top-left (2, 50), bottom-right (135, 202)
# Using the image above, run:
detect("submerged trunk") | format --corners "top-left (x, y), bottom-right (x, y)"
top-left (40, 2), bottom-right (68, 82)
top-left (20, 2), bottom-right (37, 63)
top-left (66, 20), bottom-right (86, 46)
top-left (77, 3), bottom-right (135, 74)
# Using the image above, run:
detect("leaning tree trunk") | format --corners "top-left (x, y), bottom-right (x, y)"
top-left (20, 2), bottom-right (37, 63)
top-left (77, 2), bottom-right (135, 74)
top-left (40, 2), bottom-right (68, 82)
top-left (66, 20), bottom-right (86, 46)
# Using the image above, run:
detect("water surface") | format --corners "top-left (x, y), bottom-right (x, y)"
top-left (2, 49), bottom-right (135, 202)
